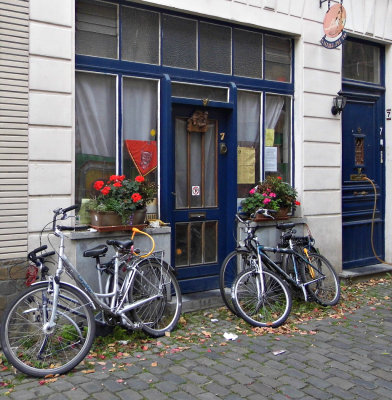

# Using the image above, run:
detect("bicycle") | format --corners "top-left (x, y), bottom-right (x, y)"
top-left (230, 208), bottom-right (340, 328)
top-left (0, 205), bottom-right (182, 377)
top-left (219, 210), bottom-right (317, 315)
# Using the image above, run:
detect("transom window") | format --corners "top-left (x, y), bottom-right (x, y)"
top-left (76, 0), bottom-right (292, 82)
top-left (343, 40), bottom-right (381, 84)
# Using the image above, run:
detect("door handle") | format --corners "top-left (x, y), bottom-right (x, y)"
top-left (353, 191), bottom-right (368, 196)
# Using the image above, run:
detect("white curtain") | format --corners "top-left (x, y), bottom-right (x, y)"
top-left (123, 77), bottom-right (158, 140)
top-left (265, 95), bottom-right (284, 130)
top-left (75, 72), bottom-right (116, 157)
top-left (237, 91), bottom-right (260, 143)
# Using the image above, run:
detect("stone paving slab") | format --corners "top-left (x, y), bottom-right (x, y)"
top-left (0, 280), bottom-right (391, 399)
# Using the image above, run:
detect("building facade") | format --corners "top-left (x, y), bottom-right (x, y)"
top-left (1, 0), bottom-right (392, 298)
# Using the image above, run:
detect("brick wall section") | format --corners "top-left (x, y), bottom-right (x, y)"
top-left (0, 258), bottom-right (28, 314)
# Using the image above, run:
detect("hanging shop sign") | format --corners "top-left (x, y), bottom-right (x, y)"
top-left (320, 1), bottom-right (347, 49)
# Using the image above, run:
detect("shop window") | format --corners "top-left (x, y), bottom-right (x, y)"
top-left (162, 14), bottom-right (197, 69)
top-left (122, 77), bottom-right (158, 182)
top-left (76, 0), bottom-right (118, 59)
top-left (264, 94), bottom-right (291, 182)
top-left (237, 90), bottom-right (261, 198)
top-left (264, 35), bottom-right (291, 83)
top-left (343, 41), bottom-right (380, 84)
top-left (75, 72), bottom-right (116, 204)
top-left (237, 91), bottom-right (292, 201)
top-left (233, 29), bottom-right (263, 79)
top-left (75, 73), bottom-right (159, 205)
top-left (121, 6), bottom-right (159, 65)
top-left (172, 82), bottom-right (228, 102)
top-left (199, 22), bottom-right (232, 74)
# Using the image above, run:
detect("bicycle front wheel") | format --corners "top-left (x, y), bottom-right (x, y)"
top-left (300, 253), bottom-right (340, 306)
top-left (129, 260), bottom-right (182, 337)
top-left (232, 269), bottom-right (292, 328)
top-left (0, 282), bottom-right (96, 377)
top-left (219, 250), bottom-right (257, 315)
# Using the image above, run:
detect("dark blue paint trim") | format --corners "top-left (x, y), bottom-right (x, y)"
top-left (118, 74), bottom-right (122, 174)
top-left (159, 74), bottom-right (172, 222)
top-left (76, 55), bottom-right (294, 94)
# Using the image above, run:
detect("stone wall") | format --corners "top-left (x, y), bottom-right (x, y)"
top-left (0, 258), bottom-right (28, 315)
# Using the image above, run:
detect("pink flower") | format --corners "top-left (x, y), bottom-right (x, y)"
top-left (263, 198), bottom-right (271, 204)
top-left (270, 192), bottom-right (276, 198)
top-left (262, 193), bottom-right (267, 197)
top-left (249, 188), bottom-right (256, 195)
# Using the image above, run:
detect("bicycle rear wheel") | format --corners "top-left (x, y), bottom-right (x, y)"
top-left (0, 282), bottom-right (95, 377)
top-left (219, 250), bottom-right (257, 315)
top-left (299, 253), bottom-right (340, 306)
top-left (232, 269), bottom-right (292, 328)
top-left (129, 259), bottom-right (182, 337)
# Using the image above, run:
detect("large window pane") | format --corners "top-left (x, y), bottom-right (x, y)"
top-left (343, 41), bottom-right (380, 84)
top-left (234, 29), bottom-right (263, 78)
top-left (264, 94), bottom-right (291, 183)
top-left (237, 91), bottom-right (261, 199)
top-left (265, 35), bottom-right (291, 82)
top-left (122, 77), bottom-right (158, 182)
top-left (200, 22), bottom-right (231, 74)
top-left (76, 0), bottom-right (118, 59)
top-left (162, 15), bottom-right (197, 69)
top-left (75, 72), bottom-right (116, 204)
top-left (121, 6), bottom-right (159, 64)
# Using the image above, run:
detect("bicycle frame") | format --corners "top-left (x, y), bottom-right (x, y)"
top-left (45, 226), bottom-right (164, 330)
top-left (257, 244), bottom-right (326, 302)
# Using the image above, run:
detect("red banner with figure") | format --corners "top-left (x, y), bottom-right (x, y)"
top-left (125, 140), bottom-right (157, 176)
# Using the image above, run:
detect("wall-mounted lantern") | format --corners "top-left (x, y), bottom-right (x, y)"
top-left (331, 95), bottom-right (347, 115)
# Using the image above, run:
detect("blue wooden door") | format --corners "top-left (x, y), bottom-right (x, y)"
top-left (341, 91), bottom-right (385, 269)
top-left (167, 105), bottom-right (236, 293)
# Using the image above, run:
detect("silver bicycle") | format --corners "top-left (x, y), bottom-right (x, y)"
top-left (0, 205), bottom-right (182, 377)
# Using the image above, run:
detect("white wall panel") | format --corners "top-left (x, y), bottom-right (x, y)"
top-left (303, 117), bottom-right (341, 144)
top-left (303, 142), bottom-right (341, 167)
top-left (29, 93), bottom-right (72, 126)
top-left (29, 128), bottom-right (72, 161)
top-left (30, 22), bottom-right (72, 59)
top-left (28, 197), bottom-right (72, 232)
top-left (30, 0), bottom-right (73, 27)
top-left (302, 190), bottom-right (341, 215)
top-left (303, 69), bottom-right (340, 96)
top-left (30, 57), bottom-right (72, 93)
top-left (303, 43), bottom-right (341, 73)
top-left (303, 167), bottom-right (340, 190)
top-left (29, 163), bottom-right (72, 195)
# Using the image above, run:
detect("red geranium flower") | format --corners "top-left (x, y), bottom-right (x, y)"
top-left (101, 186), bottom-right (111, 195)
top-left (135, 176), bottom-right (145, 183)
top-left (131, 193), bottom-right (142, 202)
top-left (109, 175), bottom-right (118, 182)
top-left (277, 176), bottom-right (282, 180)
top-left (113, 182), bottom-right (122, 188)
top-left (94, 180), bottom-right (104, 191)
top-left (295, 201), bottom-right (301, 206)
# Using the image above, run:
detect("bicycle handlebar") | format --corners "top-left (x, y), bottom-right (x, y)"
top-left (52, 205), bottom-right (79, 231)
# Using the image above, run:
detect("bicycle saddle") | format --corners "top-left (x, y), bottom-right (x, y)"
top-left (276, 222), bottom-right (296, 230)
top-left (83, 244), bottom-right (108, 258)
top-left (106, 239), bottom-right (133, 250)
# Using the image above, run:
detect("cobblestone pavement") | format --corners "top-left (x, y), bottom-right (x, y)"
top-left (0, 279), bottom-right (391, 399)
